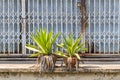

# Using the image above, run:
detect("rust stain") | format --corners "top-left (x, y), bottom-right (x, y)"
top-left (77, 0), bottom-right (88, 51)
top-left (78, 0), bottom-right (88, 34)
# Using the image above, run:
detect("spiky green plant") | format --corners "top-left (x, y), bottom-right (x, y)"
top-left (25, 28), bottom-right (60, 72)
top-left (57, 34), bottom-right (87, 60)
top-left (25, 28), bottom-right (60, 57)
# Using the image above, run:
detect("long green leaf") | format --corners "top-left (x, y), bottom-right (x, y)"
top-left (79, 48), bottom-right (88, 52)
top-left (30, 53), bottom-right (40, 57)
top-left (31, 35), bottom-right (46, 53)
top-left (74, 54), bottom-right (80, 60)
top-left (46, 40), bottom-right (52, 53)
top-left (55, 51), bottom-right (67, 58)
top-left (75, 43), bottom-right (85, 52)
top-left (57, 43), bottom-right (64, 48)
top-left (69, 34), bottom-right (73, 46)
top-left (62, 34), bottom-right (67, 44)
top-left (59, 34), bottom-right (87, 59)
top-left (26, 28), bottom-right (60, 55)
top-left (37, 30), bottom-right (47, 52)
top-left (47, 30), bottom-right (53, 42)
top-left (52, 33), bottom-right (60, 44)
top-left (25, 44), bottom-right (41, 52)
top-left (72, 36), bottom-right (82, 53)
top-left (63, 34), bottom-right (73, 47)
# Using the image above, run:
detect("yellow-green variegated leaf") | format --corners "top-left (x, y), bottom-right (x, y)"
top-left (80, 48), bottom-right (88, 52)
top-left (74, 54), bottom-right (80, 60)
top-left (31, 35), bottom-right (46, 53)
top-left (25, 44), bottom-right (41, 52)
top-left (26, 28), bottom-right (60, 55)
top-left (57, 43), bottom-right (64, 48)
top-left (52, 32), bottom-right (60, 44)
top-left (30, 53), bottom-right (40, 57)
top-left (55, 51), bottom-right (67, 58)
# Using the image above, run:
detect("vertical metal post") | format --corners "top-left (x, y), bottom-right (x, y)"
top-left (56, 0), bottom-right (58, 51)
top-left (99, 0), bottom-right (101, 54)
top-left (12, 0), bottom-right (15, 53)
top-left (113, 0), bottom-right (115, 54)
top-left (118, 0), bottom-right (120, 54)
top-left (32, 0), bottom-right (35, 51)
top-left (103, 0), bottom-right (106, 54)
top-left (46, 0), bottom-right (48, 31)
top-left (3, 0), bottom-right (5, 54)
top-left (51, 0), bottom-right (53, 53)
top-left (21, 0), bottom-right (26, 54)
top-left (108, 0), bottom-right (110, 54)
top-left (61, 0), bottom-right (63, 52)
top-left (28, 0), bottom-right (31, 53)
top-left (51, 0), bottom-right (53, 30)
top-left (17, 0), bottom-right (20, 54)
top-left (42, 0), bottom-right (43, 29)
top-left (56, 0), bottom-right (58, 33)
top-left (66, 0), bottom-right (68, 36)
top-left (94, 0), bottom-right (95, 53)
top-left (8, 0), bottom-right (10, 54)
top-left (32, 0), bottom-right (35, 35)
top-left (37, 0), bottom-right (39, 30)
top-left (88, 0), bottom-right (90, 53)
top-left (76, 0), bottom-right (78, 39)
top-left (71, 0), bottom-right (73, 33)
top-left (60, 0), bottom-right (62, 34)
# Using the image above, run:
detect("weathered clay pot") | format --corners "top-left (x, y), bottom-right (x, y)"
top-left (64, 57), bottom-right (76, 68)
top-left (37, 54), bottom-right (57, 64)
top-left (39, 54), bottom-right (57, 72)
top-left (43, 54), bottom-right (57, 65)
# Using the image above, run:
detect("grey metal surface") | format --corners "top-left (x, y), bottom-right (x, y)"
top-left (0, 0), bottom-right (120, 55)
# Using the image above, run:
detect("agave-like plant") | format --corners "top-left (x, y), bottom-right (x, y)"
top-left (57, 34), bottom-right (87, 70)
top-left (25, 28), bottom-right (60, 72)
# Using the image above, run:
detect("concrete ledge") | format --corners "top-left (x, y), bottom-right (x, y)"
top-left (0, 64), bottom-right (120, 73)
top-left (1, 64), bottom-right (120, 80)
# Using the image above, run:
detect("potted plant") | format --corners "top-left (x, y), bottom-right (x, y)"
top-left (25, 28), bottom-right (60, 72)
top-left (57, 34), bottom-right (87, 71)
